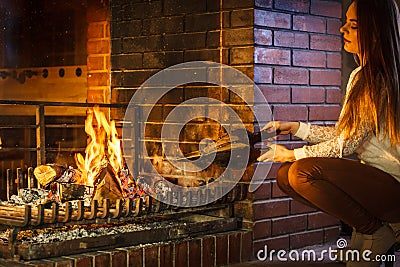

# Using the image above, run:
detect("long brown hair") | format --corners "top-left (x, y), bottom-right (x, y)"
top-left (338, 0), bottom-right (400, 145)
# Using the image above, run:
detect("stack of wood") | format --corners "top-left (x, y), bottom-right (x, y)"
top-left (33, 164), bottom-right (90, 202)
top-left (32, 163), bottom-right (146, 206)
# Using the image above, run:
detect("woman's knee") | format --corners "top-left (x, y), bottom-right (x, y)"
top-left (287, 158), bottom-right (323, 191)
top-left (276, 162), bottom-right (293, 194)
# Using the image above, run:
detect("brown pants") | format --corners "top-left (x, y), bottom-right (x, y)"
top-left (277, 157), bottom-right (400, 234)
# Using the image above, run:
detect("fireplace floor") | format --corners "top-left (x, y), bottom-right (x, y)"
top-left (0, 212), bottom-right (238, 261)
top-left (0, 228), bottom-right (254, 267)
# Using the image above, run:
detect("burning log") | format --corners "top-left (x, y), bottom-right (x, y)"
top-left (92, 164), bottom-right (124, 206)
top-left (33, 164), bottom-right (66, 187)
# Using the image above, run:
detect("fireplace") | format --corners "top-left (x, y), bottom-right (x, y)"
top-left (0, 0), bottom-right (344, 266)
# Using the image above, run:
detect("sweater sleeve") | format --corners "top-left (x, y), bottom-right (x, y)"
top-left (293, 123), bottom-right (372, 160)
top-left (294, 122), bottom-right (336, 144)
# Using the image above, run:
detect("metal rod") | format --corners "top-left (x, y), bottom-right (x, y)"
top-left (27, 167), bottom-right (35, 189)
top-left (7, 169), bottom-right (13, 200)
top-left (0, 99), bottom-right (126, 108)
top-left (36, 104), bottom-right (46, 166)
top-left (16, 168), bottom-right (23, 195)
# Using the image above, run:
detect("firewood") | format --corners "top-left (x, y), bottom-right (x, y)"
top-left (92, 164), bottom-right (124, 206)
top-left (33, 164), bottom-right (66, 187)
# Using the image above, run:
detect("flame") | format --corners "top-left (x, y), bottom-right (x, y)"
top-left (75, 106), bottom-right (124, 186)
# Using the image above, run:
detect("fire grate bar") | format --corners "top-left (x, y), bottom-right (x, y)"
top-left (0, 183), bottom-right (246, 229)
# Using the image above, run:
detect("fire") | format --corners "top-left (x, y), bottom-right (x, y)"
top-left (75, 106), bottom-right (124, 186)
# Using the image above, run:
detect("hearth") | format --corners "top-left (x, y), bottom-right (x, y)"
top-left (0, 100), bottom-right (246, 262)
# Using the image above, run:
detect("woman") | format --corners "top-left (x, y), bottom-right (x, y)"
top-left (257, 0), bottom-right (400, 266)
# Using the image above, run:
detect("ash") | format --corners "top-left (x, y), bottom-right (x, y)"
top-left (15, 220), bottom-right (179, 245)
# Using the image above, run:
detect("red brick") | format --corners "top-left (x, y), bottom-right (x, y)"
top-left (88, 56), bottom-right (105, 71)
top-left (231, 9), bottom-right (254, 27)
top-left (253, 181), bottom-right (272, 200)
top-left (293, 50), bottom-right (326, 68)
top-left (164, 33), bottom-right (206, 50)
top-left (202, 236), bottom-right (216, 267)
top-left (255, 47), bottom-right (290, 65)
top-left (327, 53), bottom-right (342, 69)
top-left (123, 70), bottom-right (158, 87)
top-left (254, 235), bottom-right (290, 255)
top-left (223, 27), bottom-right (254, 46)
top-left (290, 229), bottom-right (324, 249)
top-left (266, 163), bottom-right (283, 179)
top-left (143, 16), bottom-right (184, 35)
top-left (308, 212), bottom-right (340, 229)
top-left (241, 231), bottom-right (253, 262)
top-left (275, 0), bottom-right (309, 13)
top-left (175, 241), bottom-right (188, 267)
top-left (127, 247), bottom-right (143, 267)
top-left (255, 28), bottom-right (273, 45)
top-left (144, 246), bottom-right (158, 267)
top-left (87, 72), bottom-right (110, 87)
top-left (159, 244), bottom-right (173, 267)
top-left (63, 255), bottom-right (92, 267)
top-left (123, 36), bottom-right (163, 53)
top-left (254, 10), bottom-right (291, 29)
top-left (185, 13), bottom-right (219, 32)
top-left (293, 15), bottom-right (326, 33)
top-left (229, 233), bottom-right (241, 264)
top-left (310, 34), bottom-right (342, 52)
top-left (327, 18), bottom-right (342, 35)
top-left (274, 67), bottom-right (309, 85)
top-left (112, 53), bottom-right (143, 70)
top-left (93, 253), bottom-right (110, 267)
top-left (271, 215), bottom-right (307, 236)
top-left (258, 85), bottom-right (291, 103)
top-left (216, 235), bottom-right (228, 266)
top-left (88, 23), bottom-right (106, 39)
top-left (290, 199), bottom-right (316, 215)
top-left (326, 88), bottom-right (342, 104)
top-left (47, 258), bottom-right (73, 267)
top-left (184, 49), bottom-right (229, 63)
top-left (222, 0), bottom-right (254, 9)
top-left (111, 250), bottom-right (127, 267)
top-left (274, 31), bottom-right (309, 49)
top-left (310, 69), bottom-right (341, 86)
top-left (255, 0), bottom-right (272, 8)
top-left (309, 105), bottom-right (341, 120)
top-left (271, 180), bottom-right (287, 198)
top-left (273, 105), bottom-right (308, 121)
top-left (254, 220), bottom-right (272, 239)
top-left (324, 226), bottom-right (341, 243)
top-left (87, 40), bottom-right (110, 54)
top-left (231, 46), bottom-right (254, 64)
top-left (188, 239), bottom-right (201, 267)
top-left (253, 199), bottom-right (290, 220)
top-left (292, 87), bottom-right (325, 103)
top-left (254, 66), bottom-right (272, 83)
top-left (311, 0), bottom-right (342, 18)
top-left (164, 0), bottom-right (205, 15)
top-left (143, 51), bottom-right (183, 69)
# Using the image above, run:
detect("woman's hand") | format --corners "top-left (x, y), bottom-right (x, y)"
top-left (257, 143), bottom-right (296, 163)
top-left (261, 121), bottom-right (300, 135)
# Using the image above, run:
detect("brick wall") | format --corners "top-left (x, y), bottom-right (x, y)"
top-left (252, 0), bottom-right (342, 254)
top-left (86, 0), bottom-right (111, 103)
top-left (110, 0), bottom-right (344, 263)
